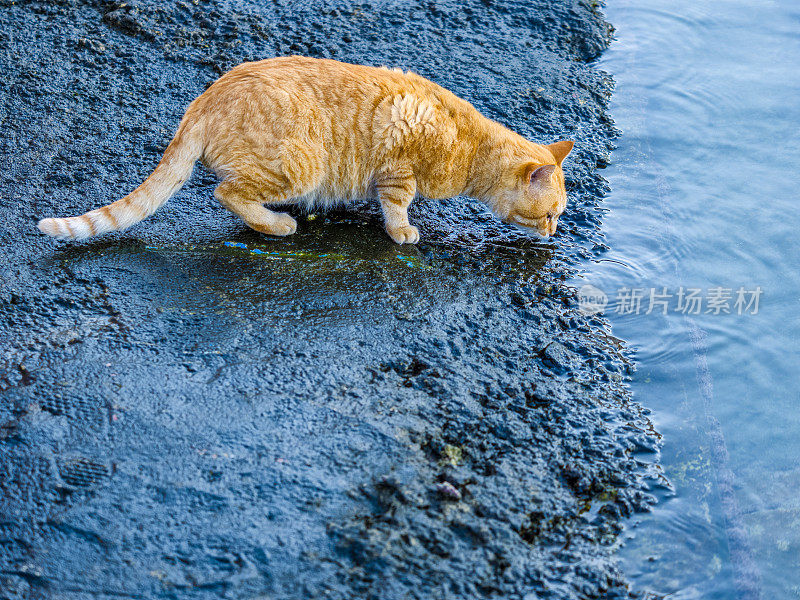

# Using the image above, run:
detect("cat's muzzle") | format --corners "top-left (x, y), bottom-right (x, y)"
top-left (505, 214), bottom-right (550, 238)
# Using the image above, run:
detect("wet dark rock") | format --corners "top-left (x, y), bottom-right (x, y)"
top-left (0, 0), bottom-right (660, 599)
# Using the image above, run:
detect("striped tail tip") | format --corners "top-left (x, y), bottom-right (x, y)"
top-left (38, 218), bottom-right (66, 238)
top-left (37, 217), bottom-right (93, 239)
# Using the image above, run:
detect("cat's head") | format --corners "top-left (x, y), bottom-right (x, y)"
top-left (495, 140), bottom-right (574, 238)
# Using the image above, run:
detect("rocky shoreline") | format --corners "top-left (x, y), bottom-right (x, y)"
top-left (0, 1), bottom-right (661, 598)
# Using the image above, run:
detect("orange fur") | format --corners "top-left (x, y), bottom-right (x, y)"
top-left (38, 56), bottom-right (573, 243)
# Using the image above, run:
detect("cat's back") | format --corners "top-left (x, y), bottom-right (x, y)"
top-left (193, 57), bottom-right (480, 199)
top-left (214, 56), bottom-right (472, 119)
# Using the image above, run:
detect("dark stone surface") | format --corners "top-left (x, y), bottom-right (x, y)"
top-left (0, 1), bottom-right (661, 598)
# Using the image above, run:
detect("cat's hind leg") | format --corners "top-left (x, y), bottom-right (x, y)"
top-left (212, 136), bottom-right (325, 236)
top-left (214, 179), bottom-right (297, 236)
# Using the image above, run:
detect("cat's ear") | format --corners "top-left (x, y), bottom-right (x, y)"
top-left (546, 140), bottom-right (574, 166)
top-left (523, 163), bottom-right (557, 184)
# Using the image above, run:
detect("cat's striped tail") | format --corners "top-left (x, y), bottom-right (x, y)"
top-left (37, 120), bottom-right (202, 240)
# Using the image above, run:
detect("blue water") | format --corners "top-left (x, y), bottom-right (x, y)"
top-left (576, 0), bottom-right (800, 597)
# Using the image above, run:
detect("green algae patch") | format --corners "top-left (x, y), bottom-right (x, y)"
top-left (441, 444), bottom-right (464, 467)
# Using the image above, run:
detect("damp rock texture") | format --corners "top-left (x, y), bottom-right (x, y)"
top-left (0, 1), bottom-right (661, 599)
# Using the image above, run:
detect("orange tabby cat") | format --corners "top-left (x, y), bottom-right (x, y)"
top-left (38, 56), bottom-right (573, 244)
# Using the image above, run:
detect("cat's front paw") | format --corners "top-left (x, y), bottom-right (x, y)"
top-left (386, 225), bottom-right (420, 244)
top-left (270, 214), bottom-right (298, 236)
